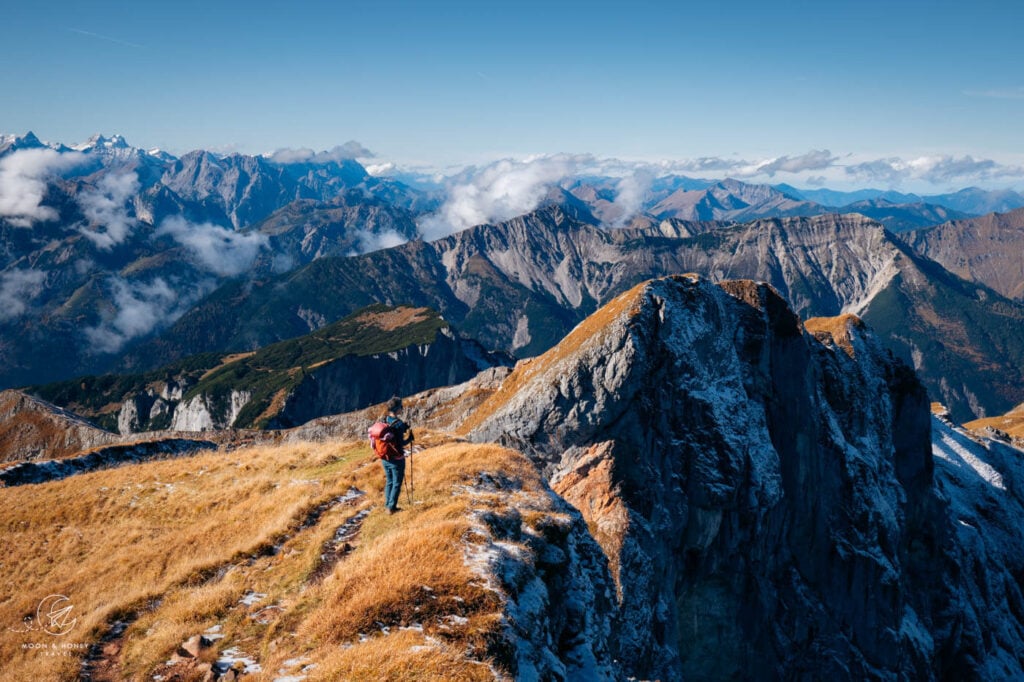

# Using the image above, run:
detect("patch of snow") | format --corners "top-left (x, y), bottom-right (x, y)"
top-left (215, 647), bottom-right (261, 674)
top-left (239, 591), bottom-right (267, 607)
top-left (933, 418), bottom-right (1006, 490)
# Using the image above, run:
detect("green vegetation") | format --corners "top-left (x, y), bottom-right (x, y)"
top-left (184, 304), bottom-right (448, 428)
top-left (30, 305), bottom-right (448, 432)
top-left (30, 352), bottom-right (227, 422)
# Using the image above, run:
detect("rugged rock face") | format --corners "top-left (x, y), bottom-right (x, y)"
top-left (929, 414), bottom-right (1024, 678)
top-left (170, 389), bottom-right (253, 431)
top-left (0, 389), bottom-right (119, 462)
top-left (117, 380), bottom-right (185, 434)
top-left (464, 275), bottom-right (1021, 680)
top-left (902, 207), bottom-right (1024, 300)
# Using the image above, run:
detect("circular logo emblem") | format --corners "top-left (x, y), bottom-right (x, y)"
top-left (37, 594), bottom-right (77, 636)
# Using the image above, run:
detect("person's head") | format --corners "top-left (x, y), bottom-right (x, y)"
top-left (385, 396), bottom-right (402, 415)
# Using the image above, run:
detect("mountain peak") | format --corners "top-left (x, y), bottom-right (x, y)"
top-left (459, 272), bottom-right (963, 678)
top-left (0, 130), bottom-right (47, 155)
top-left (74, 133), bottom-right (131, 151)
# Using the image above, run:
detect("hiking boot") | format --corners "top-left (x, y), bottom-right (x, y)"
top-left (388, 506), bottom-right (402, 514)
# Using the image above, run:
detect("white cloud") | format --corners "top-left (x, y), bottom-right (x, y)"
top-left (84, 277), bottom-right (185, 353)
top-left (845, 155), bottom-right (1024, 186)
top-left (964, 86), bottom-right (1024, 100)
top-left (418, 155), bottom-right (578, 240)
top-left (609, 169), bottom-right (655, 227)
top-left (267, 141), bottom-right (374, 164)
top-left (755, 149), bottom-right (837, 176)
top-left (0, 148), bottom-right (84, 225)
top-left (156, 216), bottom-right (269, 276)
top-left (77, 171), bottom-right (140, 249)
top-left (664, 156), bottom-right (751, 173)
top-left (364, 162), bottom-right (396, 176)
top-left (349, 229), bottom-right (409, 255)
top-left (0, 268), bottom-right (46, 321)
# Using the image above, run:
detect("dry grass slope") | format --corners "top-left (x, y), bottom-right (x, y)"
top-left (1, 434), bottom-right (554, 681)
top-left (965, 402), bottom-right (1024, 439)
top-left (804, 314), bottom-right (867, 357)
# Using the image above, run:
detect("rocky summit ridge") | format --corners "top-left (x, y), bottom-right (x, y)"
top-left (461, 274), bottom-right (1024, 680)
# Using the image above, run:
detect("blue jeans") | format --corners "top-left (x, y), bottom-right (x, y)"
top-left (381, 458), bottom-right (405, 510)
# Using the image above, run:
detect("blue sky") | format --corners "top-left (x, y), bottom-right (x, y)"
top-left (3, 0), bottom-right (1023, 189)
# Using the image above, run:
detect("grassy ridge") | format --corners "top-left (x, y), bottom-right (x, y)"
top-left (186, 304), bottom-right (447, 428)
top-left (29, 305), bottom-right (449, 432)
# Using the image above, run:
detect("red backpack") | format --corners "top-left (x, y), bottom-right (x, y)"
top-left (368, 421), bottom-right (402, 460)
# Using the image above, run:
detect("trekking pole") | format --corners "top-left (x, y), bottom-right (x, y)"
top-left (405, 446), bottom-right (415, 506)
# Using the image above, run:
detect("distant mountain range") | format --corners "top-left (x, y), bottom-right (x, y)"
top-left (3, 130), bottom-right (1024, 422)
top-left (775, 183), bottom-right (1024, 215)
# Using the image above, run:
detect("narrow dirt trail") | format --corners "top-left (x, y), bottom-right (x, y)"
top-left (80, 487), bottom-right (371, 681)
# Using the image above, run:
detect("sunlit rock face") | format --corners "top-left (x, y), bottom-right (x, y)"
top-left (469, 275), bottom-right (1024, 680)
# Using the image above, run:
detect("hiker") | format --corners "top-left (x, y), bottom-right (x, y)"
top-left (367, 397), bottom-right (415, 514)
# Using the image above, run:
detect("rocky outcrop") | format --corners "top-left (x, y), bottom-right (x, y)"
top-left (965, 401), bottom-right (1024, 447)
top-left (170, 390), bottom-right (252, 431)
top-left (0, 438), bottom-right (217, 486)
top-left (117, 380), bottom-right (186, 434)
top-left (0, 389), bottom-right (119, 463)
top-left (465, 275), bottom-right (1021, 680)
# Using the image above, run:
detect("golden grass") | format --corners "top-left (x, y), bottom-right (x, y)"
top-left (1, 435), bottom-right (545, 681)
top-left (199, 352), bottom-right (257, 380)
top-left (965, 402), bottom-right (1024, 439)
top-left (356, 306), bottom-right (433, 332)
top-left (0, 441), bottom-right (364, 681)
top-left (804, 314), bottom-right (865, 357)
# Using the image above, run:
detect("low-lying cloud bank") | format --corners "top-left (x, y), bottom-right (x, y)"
top-left (77, 171), bottom-right (140, 249)
top-left (0, 148), bottom-right (84, 226)
top-left (0, 268), bottom-right (46, 321)
top-left (84, 276), bottom-right (192, 354)
top-left (410, 149), bottom-right (1024, 240)
top-left (266, 141), bottom-right (374, 164)
top-left (156, 216), bottom-right (269, 276)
